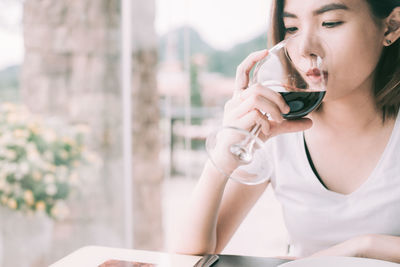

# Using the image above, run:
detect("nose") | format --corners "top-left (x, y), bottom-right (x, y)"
top-left (288, 32), bottom-right (326, 70)
top-left (297, 33), bottom-right (324, 60)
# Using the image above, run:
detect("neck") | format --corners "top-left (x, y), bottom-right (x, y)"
top-left (311, 87), bottom-right (385, 136)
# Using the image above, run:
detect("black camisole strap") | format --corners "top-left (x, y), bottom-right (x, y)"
top-left (303, 135), bottom-right (328, 189)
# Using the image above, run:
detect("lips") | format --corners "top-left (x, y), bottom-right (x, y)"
top-left (306, 68), bottom-right (321, 77)
top-left (306, 68), bottom-right (328, 83)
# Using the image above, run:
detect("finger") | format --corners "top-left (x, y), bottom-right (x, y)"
top-left (235, 50), bottom-right (268, 92)
top-left (260, 118), bottom-right (271, 139)
top-left (241, 84), bottom-right (291, 114)
top-left (223, 96), bottom-right (244, 121)
top-left (269, 118), bottom-right (313, 137)
top-left (230, 94), bottom-right (284, 123)
top-left (229, 109), bottom-right (268, 131)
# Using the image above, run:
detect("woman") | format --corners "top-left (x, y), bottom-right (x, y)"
top-left (174, 0), bottom-right (400, 262)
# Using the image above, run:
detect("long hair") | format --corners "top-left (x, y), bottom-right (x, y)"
top-left (269, 0), bottom-right (400, 120)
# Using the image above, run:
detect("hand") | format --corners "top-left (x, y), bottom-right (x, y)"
top-left (224, 50), bottom-right (313, 141)
top-left (212, 50), bottom-right (313, 173)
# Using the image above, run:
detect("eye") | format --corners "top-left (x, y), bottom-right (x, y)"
top-left (322, 21), bottom-right (344, 28)
top-left (284, 27), bottom-right (298, 34)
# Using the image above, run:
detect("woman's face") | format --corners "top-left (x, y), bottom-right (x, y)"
top-left (282, 0), bottom-right (387, 101)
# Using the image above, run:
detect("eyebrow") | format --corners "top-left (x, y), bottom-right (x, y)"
top-left (283, 3), bottom-right (349, 18)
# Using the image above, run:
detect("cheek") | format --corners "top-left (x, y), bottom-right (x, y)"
top-left (325, 31), bottom-right (383, 98)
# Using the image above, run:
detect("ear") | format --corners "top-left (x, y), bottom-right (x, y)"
top-left (383, 7), bottom-right (400, 46)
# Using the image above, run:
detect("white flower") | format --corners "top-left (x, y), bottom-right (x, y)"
top-left (44, 151), bottom-right (54, 162)
top-left (44, 174), bottom-right (55, 184)
top-left (12, 183), bottom-right (22, 197)
top-left (1, 182), bottom-right (11, 194)
top-left (45, 163), bottom-right (56, 173)
top-left (0, 103), bottom-right (95, 218)
top-left (50, 201), bottom-right (69, 220)
top-left (1, 195), bottom-right (8, 204)
top-left (6, 163), bottom-right (17, 173)
top-left (33, 157), bottom-right (46, 169)
top-left (57, 174), bottom-right (67, 182)
top-left (14, 171), bottom-right (23, 181)
top-left (32, 170), bottom-right (42, 181)
top-left (45, 184), bottom-right (57, 196)
top-left (59, 150), bottom-right (68, 160)
top-left (73, 124), bottom-right (90, 134)
top-left (13, 129), bottom-right (30, 139)
top-left (5, 150), bottom-right (17, 161)
top-left (2, 103), bottom-right (17, 112)
top-left (85, 151), bottom-right (103, 167)
top-left (0, 178), bottom-right (6, 190)
top-left (6, 113), bottom-right (18, 124)
top-left (23, 190), bottom-right (34, 206)
top-left (26, 143), bottom-right (40, 162)
top-left (19, 162), bottom-right (30, 175)
top-left (14, 138), bottom-right (27, 147)
top-left (1, 133), bottom-right (13, 145)
top-left (35, 201), bottom-right (46, 212)
top-left (7, 198), bottom-right (17, 209)
top-left (27, 152), bottom-right (40, 163)
top-left (56, 165), bottom-right (67, 176)
top-left (69, 172), bottom-right (80, 186)
top-left (42, 129), bottom-right (56, 143)
top-left (26, 142), bottom-right (37, 154)
top-left (56, 166), bottom-right (68, 182)
top-left (0, 170), bottom-right (7, 180)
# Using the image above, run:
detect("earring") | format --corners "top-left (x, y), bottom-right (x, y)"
top-left (386, 39), bottom-right (392, 45)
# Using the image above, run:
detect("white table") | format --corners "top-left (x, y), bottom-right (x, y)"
top-left (50, 246), bottom-right (202, 267)
top-left (50, 246), bottom-right (400, 267)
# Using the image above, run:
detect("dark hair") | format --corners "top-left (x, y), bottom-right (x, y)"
top-left (269, 0), bottom-right (400, 120)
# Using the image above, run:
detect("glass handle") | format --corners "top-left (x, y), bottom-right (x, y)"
top-left (229, 123), bottom-right (262, 163)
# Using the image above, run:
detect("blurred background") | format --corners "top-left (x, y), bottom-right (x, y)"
top-left (0, 0), bottom-right (288, 266)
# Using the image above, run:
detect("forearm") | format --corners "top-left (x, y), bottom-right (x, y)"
top-left (362, 234), bottom-right (400, 263)
top-left (310, 234), bottom-right (400, 263)
top-left (172, 161), bottom-right (229, 255)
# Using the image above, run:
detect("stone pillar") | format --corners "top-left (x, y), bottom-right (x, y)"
top-left (131, 0), bottom-right (164, 250)
top-left (22, 1), bottom-right (126, 261)
top-left (21, 0), bottom-right (164, 262)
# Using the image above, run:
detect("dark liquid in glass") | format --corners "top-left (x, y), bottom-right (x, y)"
top-left (280, 91), bottom-right (326, 119)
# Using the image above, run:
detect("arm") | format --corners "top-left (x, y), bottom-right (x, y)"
top-left (310, 234), bottom-right (400, 263)
top-left (172, 50), bottom-right (273, 255)
top-left (363, 234), bottom-right (400, 263)
top-left (173, 49), bottom-right (311, 255)
top-left (172, 160), bottom-right (269, 255)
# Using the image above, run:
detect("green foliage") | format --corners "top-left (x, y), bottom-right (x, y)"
top-left (190, 62), bottom-right (202, 108)
top-left (0, 65), bottom-right (20, 102)
top-left (0, 65), bottom-right (20, 88)
top-left (208, 34), bottom-right (268, 77)
top-left (0, 103), bottom-right (95, 220)
top-left (190, 62), bottom-right (203, 125)
top-left (158, 26), bottom-right (214, 62)
top-left (158, 26), bottom-right (268, 77)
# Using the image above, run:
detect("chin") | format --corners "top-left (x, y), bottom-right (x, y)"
top-left (320, 91), bottom-right (345, 104)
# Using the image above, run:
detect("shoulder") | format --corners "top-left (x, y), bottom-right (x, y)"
top-left (268, 131), bottom-right (303, 151)
top-left (261, 131), bottom-right (304, 165)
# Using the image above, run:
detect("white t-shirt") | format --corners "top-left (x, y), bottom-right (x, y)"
top-left (251, 112), bottom-right (400, 256)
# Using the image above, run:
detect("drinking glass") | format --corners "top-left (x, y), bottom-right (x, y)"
top-left (206, 34), bottom-right (327, 185)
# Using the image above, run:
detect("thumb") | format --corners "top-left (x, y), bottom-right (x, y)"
top-left (270, 118), bottom-right (313, 137)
